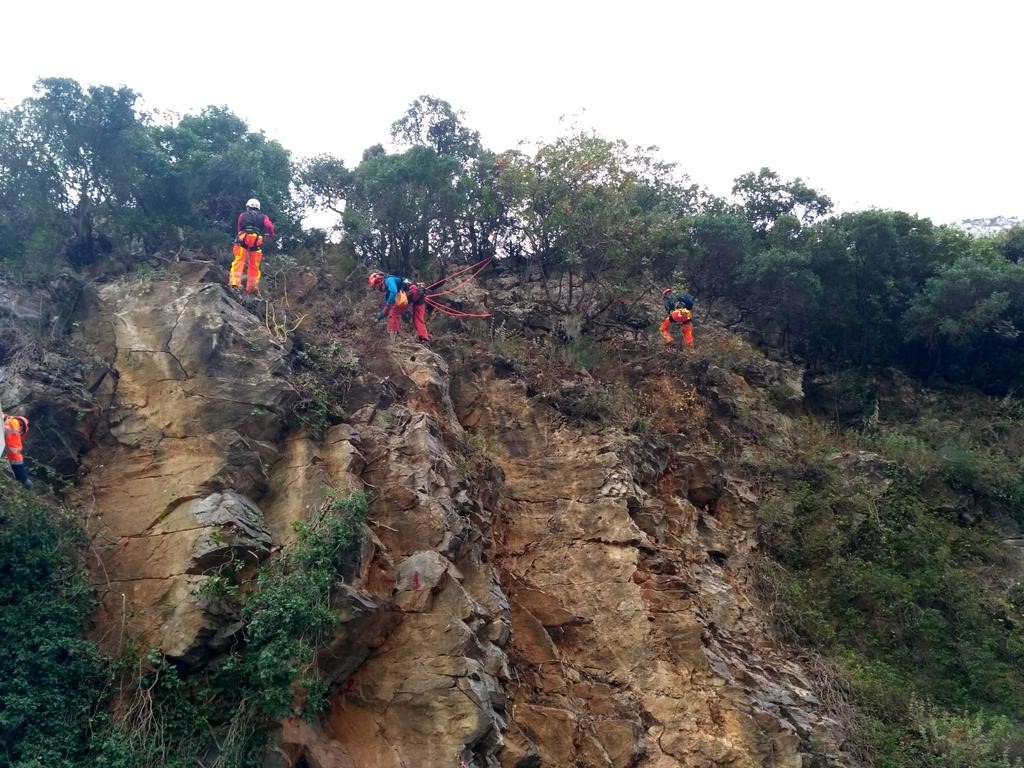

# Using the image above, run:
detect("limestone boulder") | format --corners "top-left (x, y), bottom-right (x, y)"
top-left (187, 491), bottom-right (273, 571)
top-left (825, 450), bottom-right (893, 499)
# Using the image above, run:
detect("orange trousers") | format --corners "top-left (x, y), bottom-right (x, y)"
top-left (660, 315), bottom-right (693, 345)
top-left (230, 237), bottom-right (263, 292)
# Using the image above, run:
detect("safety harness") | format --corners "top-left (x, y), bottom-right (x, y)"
top-left (237, 210), bottom-right (265, 251)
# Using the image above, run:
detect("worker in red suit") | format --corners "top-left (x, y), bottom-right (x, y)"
top-left (368, 271), bottom-right (430, 344)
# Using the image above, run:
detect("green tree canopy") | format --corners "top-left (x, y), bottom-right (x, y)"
top-left (499, 133), bottom-right (693, 317)
top-left (0, 81), bottom-right (297, 266)
top-left (732, 167), bottom-right (833, 235)
top-left (342, 144), bottom-right (463, 276)
top-left (0, 78), bottom-right (153, 266)
top-left (390, 95), bottom-right (481, 161)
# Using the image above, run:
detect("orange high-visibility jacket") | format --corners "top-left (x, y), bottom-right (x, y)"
top-left (4, 416), bottom-right (25, 464)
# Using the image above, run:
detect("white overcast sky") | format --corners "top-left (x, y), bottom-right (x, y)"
top-left (2, 0), bottom-right (1021, 224)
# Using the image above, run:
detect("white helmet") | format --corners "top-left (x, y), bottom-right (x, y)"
top-left (246, 198), bottom-right (261, 210)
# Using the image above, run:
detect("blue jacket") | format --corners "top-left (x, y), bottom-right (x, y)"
top-left (383, 275), bottom-right (405, 306)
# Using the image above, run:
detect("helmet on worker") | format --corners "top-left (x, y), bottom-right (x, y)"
top-left (662, 288), bottom-right (673, 298)
top-left (246, 198), bottom-right (261, 210)
top-left (10, 415), bottom-right (28, 435)
top-left (368, 271), bottom-right (385, 289)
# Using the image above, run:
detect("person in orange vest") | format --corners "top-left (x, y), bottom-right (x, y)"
top-left (229, 198), bottom-right (275, 293)
top-left (4, 414), bottom-right (31, 488)
top-left (368, 271), bottom-right (430, 345)
top-left (659, 288), bottom-right (694, 346)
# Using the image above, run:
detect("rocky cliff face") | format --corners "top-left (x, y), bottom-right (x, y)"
top-left (3, 263), bottom-right (847, 767)
top-left (453, 364), bottom-right (834, 767)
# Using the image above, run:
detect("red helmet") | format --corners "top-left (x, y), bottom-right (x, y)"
top-left (368, 272), bottom-right (385, 289)
top-left (661, 288), bottom-right (673, 298)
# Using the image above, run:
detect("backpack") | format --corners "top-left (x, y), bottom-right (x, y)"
top-left (239, 209), bottom-right (265, 234)
top-left (664, 291), bottom-right (694, 313)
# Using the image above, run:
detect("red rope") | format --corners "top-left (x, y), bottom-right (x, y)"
top-left (409, 256), bottom-right (494, 319)
top-left (424, 256), bottom-right (493, 292)
top-left (425, 297), bottom-right (492, 319)
top-left (426, 257), bottom-right (493, 300)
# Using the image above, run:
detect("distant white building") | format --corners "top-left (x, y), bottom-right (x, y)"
top-left (956, 216), bottom-right (1022, 237)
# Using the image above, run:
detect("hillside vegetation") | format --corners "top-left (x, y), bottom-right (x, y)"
top-left (1, 79), bottom-right (1023, 767)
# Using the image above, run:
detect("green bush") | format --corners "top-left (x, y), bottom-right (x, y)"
top-left (0, 487), bottom-right (109, 768)
top-left (938, 445), bottom-right (1024, 514)
top-left (290, 341), bottom-right (357, 439)
top-left (868, 699), bottom-right (1024, 768)
top-left (0, 484), bottom-right (369, 767)
top-left (756, 469), bottom-right (1024, 764)
top-left (224, 489), bottom-right (368, 720)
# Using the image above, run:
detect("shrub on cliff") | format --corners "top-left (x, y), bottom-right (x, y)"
top-left (0, 485), bottom-right (106, 767)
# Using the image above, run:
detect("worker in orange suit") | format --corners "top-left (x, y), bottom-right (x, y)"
top-left (229, 198), bottom-right (275, 293)
top-left (660, 307), bottom-right (694, 346)
top-left (4, 414), bottom-right (31, 487)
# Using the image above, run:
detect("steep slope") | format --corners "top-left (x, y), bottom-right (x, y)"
top-left (76, 262), bottom-right (294, 663)
top-left (451, 354), bottom-right (837, 767)
top-left (4, 262), bottom-right (850, 767)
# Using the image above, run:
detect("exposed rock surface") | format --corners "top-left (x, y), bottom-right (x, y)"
top-left (75, 265), bottom-right (299, 663)
top-left (0, 272), bottom-right (106, 477)
top-left (15, 265), bottom-right (849, 767)
top-left (325, 347), bottom-right (512, 768)
top-left (453, 364), bottom-right (839, 767)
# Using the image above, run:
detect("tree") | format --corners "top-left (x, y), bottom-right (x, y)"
top-left (0, 105), bottom-right (69, 267)
top-left (295, 155), bottom-right (351, 216)
top-left (155, 106), bottom-right (297, 248)
top-left (454, 149), bottom-right (517, 265)
top-left (390, 95), bottom-right (481, 161)
top-left (0, 78), bottom-right (153, 265)
top-left (500, 132), bottom-right (692, 319)
top-left (903, 250), bottom-right (1024, 387)
top-left (342, 144), bottom-right (463, 276)
top-left (995, 225), bottom-right (1024, 264)
top-left (738, 247), bottom-right (822, 349)
top-left (732, 167), bottom-right (833, 234)
top-left (802, 211), bottom-right (963, 365)
top-left (681, 212), bottom-right (754, 302)
top-left (0, 81), bottom-right (299, 264)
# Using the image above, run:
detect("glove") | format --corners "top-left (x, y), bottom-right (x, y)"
top-left (375, 310), bottom-right (386, 321)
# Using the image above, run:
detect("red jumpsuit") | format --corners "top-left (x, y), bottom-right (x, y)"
top-left (660, 308), bottom-right (694, 346)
